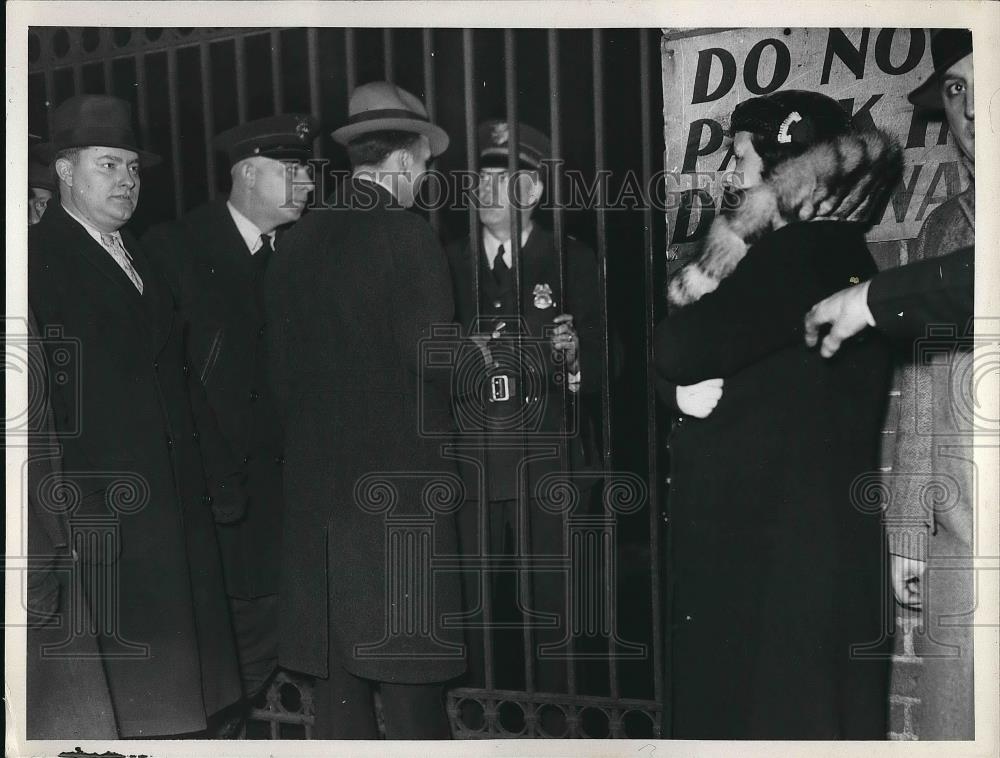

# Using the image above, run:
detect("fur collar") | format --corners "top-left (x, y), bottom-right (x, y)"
top-left (668, 129), bottom-right (903, 308)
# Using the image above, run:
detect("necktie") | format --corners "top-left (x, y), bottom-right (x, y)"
top-left (99, 232), bottom-right (144, 294)
top-left (256, 233), bottom-right (275, 273)
top-left (492, 243), bottom-right (510, 287)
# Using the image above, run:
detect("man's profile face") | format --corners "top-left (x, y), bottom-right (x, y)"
top-left (28, 187), bottom-right (53, 225)
top-left (941, 54), bottom-right (974, 163)
top-left (255, 157), bottom-right (314, 226)
top-left (58, 146), bottom-right (140, 233)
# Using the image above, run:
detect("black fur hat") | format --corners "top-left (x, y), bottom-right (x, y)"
top-left (731, 90), bottom-right (854, 168)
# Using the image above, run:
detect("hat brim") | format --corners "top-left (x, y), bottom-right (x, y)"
top-left (908, 49), bottom-right (973, 110)
top-left (332, 118), bottom-right (450, 157)
top-left (34, 140), bottom-right (162, 169)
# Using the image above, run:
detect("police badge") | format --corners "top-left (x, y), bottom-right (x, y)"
top-left (491, 122), bottom-right (509, 146)
top-left (532, 283), bottom-right (554, 310)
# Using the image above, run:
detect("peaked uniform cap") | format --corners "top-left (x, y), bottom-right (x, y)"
top-left (332, 81), bottom-right (449, 157)
top-left (478, 120), bottom-right (551, 170)
top-left (213, 114), bottom-right (320, 165)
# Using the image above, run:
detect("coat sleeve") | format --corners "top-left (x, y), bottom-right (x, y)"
top-left (867, 246), bottom-right (974, 341)
top-left (655, 222), bottom-right (874, 386)
top-left (142, 228), bottom-right (248, 524)
top-left (566, 240), bottom-right (605, 394)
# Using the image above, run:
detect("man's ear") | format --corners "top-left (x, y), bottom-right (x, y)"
top-left (242, 161), bottom-right (258, 189)
top-left (54, 157), bottom-right (74, 187)
top-left (396, 148), bottom-right (411, 172)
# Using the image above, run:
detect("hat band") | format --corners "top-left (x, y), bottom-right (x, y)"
top-left (346, 108), bottom-right (430, 126)
top-left (52, 126), bottom-right (141, 152)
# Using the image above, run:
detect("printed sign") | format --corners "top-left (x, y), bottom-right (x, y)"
top-left (661, 28), bottom-right (968, 261)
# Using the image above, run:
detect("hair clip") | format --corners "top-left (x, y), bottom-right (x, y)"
top-left (777, 111), bottom-right (803, 144)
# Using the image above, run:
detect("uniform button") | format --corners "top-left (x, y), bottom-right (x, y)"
top-left (257, 325), bottom-right (266, 338)
top-left (242, 455), bottom-right (250, 465)
top-left (165, 436), bottom-right (174, 449)
top-left (182, 363), bottom-right (190, 376)
top-left (192, 430), bottom-right (200, 441)
top-left (493, 300), bottom-right (502, 309)
top-left (202, 494), bottom-right (214, 506)
top-left (249, 390), bottom-right (259, 402)
top-left (275, 455), bottom-right (285, 466)
top-left (153, 361), bottom-right (159, 370)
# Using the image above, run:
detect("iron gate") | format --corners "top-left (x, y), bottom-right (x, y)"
top-left (27, 25), bottom-right (670, 739)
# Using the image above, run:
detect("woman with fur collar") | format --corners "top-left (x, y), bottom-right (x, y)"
top-left (655, 90), bottom-right (902, 739)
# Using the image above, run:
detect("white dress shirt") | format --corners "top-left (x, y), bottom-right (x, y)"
top-left (227, 201), bottom-right (275, 255)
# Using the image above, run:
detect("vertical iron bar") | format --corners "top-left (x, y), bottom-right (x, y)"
top-left (166, 47), bottom-right (184, 218)
top-left (592, 27), bottom-right (620, 709)
top-left (72, 63), bottom-right (83, 95)
top-left (307, 28), bottom-right (323, 160)
top-left (102, 29), bottom-right (114, 94)
top-left (43, 67), bottom-right (56, 135)
top-left (234, 32), bottom-right (248, 124)
top-left (383, 28), bottom-right (395, 82)
top-left (134, 52), bottom-right (151, 155)
top-left (640, 28), bottom-right (665, 737)
top-left (463, 27), bottom-right (493, 695)
top-left (422, 28), bottom-right (440, 233)
top-left (344, 28), bottom-right (357, 93)
top-left (199, 41), bottom-right (217, 201)
top-left (270, 29), bottom-right (284, 114)
top-left (547, 27), bottom-right (576, 702)
top-left (504, 28), bottom-right (535, 701)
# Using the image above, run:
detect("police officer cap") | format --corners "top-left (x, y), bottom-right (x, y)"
top-left (214, 114), bottom-right (319, 165)
top-left (479, 120), bottom-right (551, 170)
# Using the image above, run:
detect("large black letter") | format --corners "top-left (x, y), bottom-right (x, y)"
top-left (692, 48), bottom-right (737, 104)
top-left (875, 29), bottom-right (926, 76)
top-left (670, 189), bottom-right (717, 244)
top-left (821, 28), bottom-right (870, 84)
top-left (682, 119), bottom-right (724, 173)
top-left (744, 39), bottom-right (790, 95)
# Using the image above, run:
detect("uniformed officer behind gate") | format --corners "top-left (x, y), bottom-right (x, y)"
top-left (444, 120), bottom-right (603, 728)
top-left (143, 114), bottom-right (317, 734)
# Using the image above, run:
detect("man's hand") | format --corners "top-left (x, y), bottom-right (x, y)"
top-left (803, 280), bottom-right (873, 358)
top-left (676, 377), bottom-right (724, 418)
top-left (550, 314), bottom-right (580, 374)
top-left (891, 554), bottom-right (927, 610)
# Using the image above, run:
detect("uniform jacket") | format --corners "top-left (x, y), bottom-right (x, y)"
top-left (265, 179), bottom-right (465, 684)
top-left (445, 226), bottom-right (603, 502)
top-left (144, 199), bottom-right (285, 599)
top-left (28, 202), bottom-right (242, 737)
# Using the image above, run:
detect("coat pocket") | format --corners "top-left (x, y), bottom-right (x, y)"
top-left (199, 328), bottom-right (224, 386)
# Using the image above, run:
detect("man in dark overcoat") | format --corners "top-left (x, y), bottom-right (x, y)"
top-left (143, 115), bottom-right (318, 715)
top-left (28, 94), bottom-right (244, 737)
top-left (445, 121), bottom-right (603, 710)
top-left (265, 81), bottom-right (465, 738)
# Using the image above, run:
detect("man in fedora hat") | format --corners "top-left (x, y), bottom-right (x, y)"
top-left (265, 81), bottom-right (465, 738)
top-left (29, 94), bottom-right (245, 737)
top-left (143, 115), bottom-right (318, 729)
top-left (445, 120), bottom-right (603, 729)
top-left (803, 28), bottom-right (975, 739)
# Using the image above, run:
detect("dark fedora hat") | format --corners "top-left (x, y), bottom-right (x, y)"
top-left (908, 29), bottom-right (973, 110)
top-left (40, 94), bottom-right (161, 167)
top-left (332, 81), bottom-right (449, 157)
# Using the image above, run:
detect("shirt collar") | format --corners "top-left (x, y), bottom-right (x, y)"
top-left (226, 200), bottom-right (274, 255)
top-left (482, 223), bottom-right (533, 269)
top-left (61, 202), bottom-right (121, 246)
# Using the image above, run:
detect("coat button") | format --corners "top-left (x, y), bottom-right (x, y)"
top-left (165, 436), bottom-right (173, 449)
top-left (258, 325), bottom-right (266, 338)
top-left (202, 494), bottom-right (214, 506)
top-left (249, 390), bottom-right (259, 402)
top-left (493, 300), bottom-right (502, 309)
top-left (242, 455), bottom-right (250, 465)
top-left (192, 430), bottom-right (200, 441)
top-left (275, 455), bottom-right (285, 465)
top-left (182, 363), bottom-right (190, 376)
top-left (153, 361), bottom-right (159, 370)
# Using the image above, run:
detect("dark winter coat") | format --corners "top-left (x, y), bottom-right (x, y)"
top-left (265, 179), bottom-right (466, 684)
top-left (655, 129), bottom-right (903, 739)
top-left (28, 202), bottom-right (242, 737)
top-left (445, 226), bottom-right (603, 502)
top-left (144, 200), bottom-right (285, 599)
